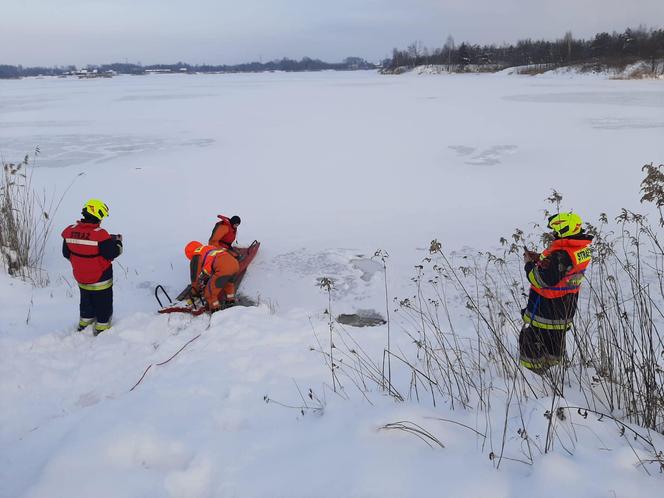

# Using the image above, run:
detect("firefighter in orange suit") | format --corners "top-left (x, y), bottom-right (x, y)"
top-left (185, 240), bottom-right (240, 311)
top-left (62, 199), bottom-right (123, 335)
top-left (209, 215), bottom-right (241, 249)
top-left (520, 212), bottom-right (593, 373)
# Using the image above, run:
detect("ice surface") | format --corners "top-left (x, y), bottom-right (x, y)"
top-left (1, 71), bottom-right (663, 497)
top-left (503, 90), bottom-right (664, 107)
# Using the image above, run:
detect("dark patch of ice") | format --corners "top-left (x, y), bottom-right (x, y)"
top-left (337, 309), bottom-right (386, 327)
top-left (235, 294), bottom-right (258, 307)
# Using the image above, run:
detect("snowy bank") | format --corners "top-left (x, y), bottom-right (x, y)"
top-left (385, 60), bottom-right (664, 79)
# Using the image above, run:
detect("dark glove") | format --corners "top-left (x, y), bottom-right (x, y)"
top-left (523, 249), bottom-right (540, 264)
top-left (197, 272), bottom-right (209, 292)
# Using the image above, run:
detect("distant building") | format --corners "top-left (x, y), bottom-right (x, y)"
top-left (74, 68), bottom-right (115, 79)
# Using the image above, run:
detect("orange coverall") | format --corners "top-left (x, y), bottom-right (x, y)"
top-left (190, 247), bottom-right (240, 310)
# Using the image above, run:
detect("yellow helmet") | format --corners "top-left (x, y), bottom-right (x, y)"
top-left (83, 199), bottom-right (109, 221)
top-left (547, 212), bottom-right (582, 238)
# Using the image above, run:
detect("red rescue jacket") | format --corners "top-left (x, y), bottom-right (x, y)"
top-left (62, 221), bottom-right (114, 285)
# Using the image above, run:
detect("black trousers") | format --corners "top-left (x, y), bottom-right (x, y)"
top-left (79, 286), bottom-right (113, 324)
top-left (519, 325), bottom-right (566, 367)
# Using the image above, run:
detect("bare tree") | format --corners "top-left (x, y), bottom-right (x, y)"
top-left (444, 35), bottom-right (455, 70)
top-left (564, 31), bottom-right (573, 63)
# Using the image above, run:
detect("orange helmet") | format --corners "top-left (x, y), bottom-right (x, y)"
top-left (184, 241), bottom-right (203, 260)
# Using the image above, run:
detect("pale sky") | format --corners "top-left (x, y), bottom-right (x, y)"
top-left (2, 0), bottom-right (663, 66)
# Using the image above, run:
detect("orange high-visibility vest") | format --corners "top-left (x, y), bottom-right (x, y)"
top-left (201, 248), bottom-right (228, 275)
top-left (530, 238), bottom-right (592, 299)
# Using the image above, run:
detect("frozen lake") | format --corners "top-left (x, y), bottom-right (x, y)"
top-left (2, 71), bottom-right (664, 498)
top-left (1, 71), bottom-right (663, 309)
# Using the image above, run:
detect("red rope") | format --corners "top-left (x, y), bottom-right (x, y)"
top-left (129, 333), bottom-right (202, 392)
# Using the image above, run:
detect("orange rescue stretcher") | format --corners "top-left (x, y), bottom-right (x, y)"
top-left (155, 240), bottom-right (260, 315)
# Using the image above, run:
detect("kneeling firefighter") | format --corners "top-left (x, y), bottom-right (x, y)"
top-left (184, 241), bottom-right (239, 311)
top-left (62, 199), bottom-right (123, 335)
top-left (519, 212), bottom-right (593, 373)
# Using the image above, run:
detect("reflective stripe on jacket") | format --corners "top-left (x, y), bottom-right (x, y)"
top-left (202, 249), bottom-right (228, 275)
top-left (62, 222), bottom-right (113, 285)
top-left (523, 309), bottom-right (574, 330)
top-left (190, 247), bottom-right (227, 282)
top-left (528, 238), bottom-right (592, 299)
top-left (189, 246), bottom-right (239, 300)
top-left (79, 279), bottom-right (113, 291)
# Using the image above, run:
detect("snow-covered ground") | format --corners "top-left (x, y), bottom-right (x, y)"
top-left (1, 71), bottom-right (663, 497)
top-left (537, 61), bottom-right (664, 79)
top-left (403, 61), bottom-right (664, 79)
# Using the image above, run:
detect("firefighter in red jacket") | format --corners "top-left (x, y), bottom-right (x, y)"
top-left (62, 199), bottom-right (123, 335)
top-left (209, 215), bottom-right (241, 250)
top-left (520, 212), bottom-right (593, 373)
top-left (185, 240), bottom-right (239, 311)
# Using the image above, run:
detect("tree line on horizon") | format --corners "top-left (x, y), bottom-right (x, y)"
top-left (385, 26), bottom-right (664, 72)
top-left (3, 27), bottom-right (664, 79)
top-left (0, 57), bottom-right (374, 79)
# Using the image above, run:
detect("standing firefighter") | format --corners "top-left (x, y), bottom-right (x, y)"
top-left (185, 240), bottom-right (239, 311)
top-left (519, 212), bottom-right (593, 373)
top-left (209, 214), bottom-right (241, 249)
top-left (62, 199), bottom-right (123, 335)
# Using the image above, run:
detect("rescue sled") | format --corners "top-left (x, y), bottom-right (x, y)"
top-left (155, 240), bottom-right (260, 315)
